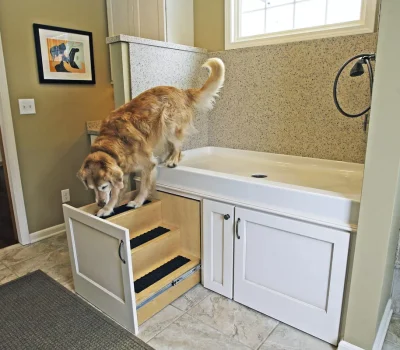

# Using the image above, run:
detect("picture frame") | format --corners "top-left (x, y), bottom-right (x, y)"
top-left (33, 23), bottom-right (96, 84)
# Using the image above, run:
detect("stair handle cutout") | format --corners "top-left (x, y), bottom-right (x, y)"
top-left (119, 240), bottom-right (126, 264)
top-left (235, 218), bottom-right (241, 239)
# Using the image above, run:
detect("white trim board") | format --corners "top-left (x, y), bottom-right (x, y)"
top-left (338, 299), bottom-right (393, 350)
top-left (338, 342), bottom-right (365, 350)
top-left (0, 33), bottom-right (30, 245)
top-left (30, 224), bottom-right (66, 243)
top-left (373, 298), bottom-right (393, 350)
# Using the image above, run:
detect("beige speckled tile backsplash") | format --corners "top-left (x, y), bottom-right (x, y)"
top-left (109, 33), bottom-right (377, 163)
top-left (129, 43), bottom-right (209, 150)
top-left (208, 33), bottom-right (378, 163)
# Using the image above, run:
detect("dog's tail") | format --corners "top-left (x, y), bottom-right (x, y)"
top-left (193, 58), bottom-right (225, 111)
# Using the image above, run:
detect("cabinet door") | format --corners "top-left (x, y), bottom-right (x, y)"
top-left (202, 199), bottom-right (234, 298)
top-left (63, 204), bottom-right (138, 334)
top-left (106, 0), bottom-right (137, 36)
top-left (137, 0), bottom-right (166, 41)
top-left (107, 0), bottom-right (165, 40)
top-left (234, 207), bottom-right (349, 345)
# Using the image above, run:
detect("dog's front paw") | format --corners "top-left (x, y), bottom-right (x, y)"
top-left (96, 208), bottom-right (113, 217)
top-left (165, 159), bottom-right (178, 168)
top-left (127, 198), bottom-right (144, 209)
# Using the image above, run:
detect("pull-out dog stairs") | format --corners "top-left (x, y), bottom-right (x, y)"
top-left (63, 191), bottom-right (201, 333)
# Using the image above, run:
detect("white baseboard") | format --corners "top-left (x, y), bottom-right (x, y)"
top-left (338, 341), bottom-right (365, 350)
top-left (30, 224), bottom-right (66, 243)
top-left (373, 298), bottom-right (393, 350)
top-left (338, 298), bottom-right (393, 350)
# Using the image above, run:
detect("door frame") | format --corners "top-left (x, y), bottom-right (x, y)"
top-left (0, 33), bottom-right (30, 245)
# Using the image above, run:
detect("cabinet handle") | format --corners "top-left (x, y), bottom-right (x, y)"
top-left (223, 214), bottom-right (230, 220)
top-left (119, 240), bottom-right (126, 264)
top-left (235, 218), bottom-right (241, 239)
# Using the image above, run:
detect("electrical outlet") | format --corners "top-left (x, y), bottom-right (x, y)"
top-left (61, 189), bottom-right (70, 203)
top-left (18, 99), bottom-right (36, 115)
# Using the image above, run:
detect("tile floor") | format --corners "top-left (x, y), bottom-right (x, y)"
top-left (0, 233), bottom-right (343, 349)
top-left (383, 316), bottom-right (400, 350)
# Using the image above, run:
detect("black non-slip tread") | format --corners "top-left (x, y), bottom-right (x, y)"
top-left (99, 200), bottom-right (151, 219)
top-left (130, 226), bottom-right (170, 250)
top-left (134, 255), bottom-right (190, 294)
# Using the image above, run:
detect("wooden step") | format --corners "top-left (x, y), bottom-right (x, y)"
top-left (79, 190), bottom-right (162, 235)
top-left (135, 252), bottom-right (200, 305)
top-left (131, 225), bottom-right (180, 279)
top-left (137, 269), bottom-right (200, 325)
top-left (107, 200), bottom-right (162, 234)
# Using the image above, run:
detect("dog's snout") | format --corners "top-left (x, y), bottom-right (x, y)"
top-left (98, 200), bottom-right (106, 208)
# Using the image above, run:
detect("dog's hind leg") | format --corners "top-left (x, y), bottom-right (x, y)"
top-left (127, 155), bottom-right (157, 209)
top-left (165, 129), bottom-right (184, 168)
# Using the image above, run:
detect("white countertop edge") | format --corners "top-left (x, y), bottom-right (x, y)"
top-left (148, 180), bottom-right (357, 233)
top-left (106, 35), bottom-right (208, 54)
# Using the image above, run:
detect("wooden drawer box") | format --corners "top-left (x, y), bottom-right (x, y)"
top-left (62, 191), bottom-right (201, 334)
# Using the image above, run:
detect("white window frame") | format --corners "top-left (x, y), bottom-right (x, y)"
top-left (225, 0), bottom-right (378, 50)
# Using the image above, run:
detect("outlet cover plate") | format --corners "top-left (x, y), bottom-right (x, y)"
top-left (18, 99), bottom-right (36, 115)
top-left (61, 189), bottom-right (70, 203)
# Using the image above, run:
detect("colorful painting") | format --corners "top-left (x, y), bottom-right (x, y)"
top-left (33, 24), bottom-right (95, 84)
top-left (46, 39), bottom-right (86, 74)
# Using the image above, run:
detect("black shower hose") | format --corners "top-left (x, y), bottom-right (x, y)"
top-left (333, 53), bottom-right (374, 118)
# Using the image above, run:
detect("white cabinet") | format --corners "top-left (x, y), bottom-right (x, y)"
top-left (202, 200), bottom-right (350, 346)
top-left (202, 199), bottom-right (234, 299)
top-left (106, 0), bottom-right (194, 46)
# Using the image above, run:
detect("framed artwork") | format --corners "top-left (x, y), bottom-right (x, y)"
top-left (33, 23), bottom-right (96, 84)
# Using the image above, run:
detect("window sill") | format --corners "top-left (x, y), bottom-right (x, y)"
top-left (225, 23), bottom-right (376, 51)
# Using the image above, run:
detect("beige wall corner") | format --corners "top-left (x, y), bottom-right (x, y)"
top-left (193, 0), bottom-right (225, 51)
top-left (342, 0), bottom-right (400, 348)
top-left (0, 0), bottom-right (115, 233)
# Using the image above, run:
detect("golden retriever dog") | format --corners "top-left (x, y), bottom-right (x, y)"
top-left (77, 58), bottom-right (225, 217)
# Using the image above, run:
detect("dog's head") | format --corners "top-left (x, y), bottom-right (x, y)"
top-left (77, 152), bottom-right (124, 208)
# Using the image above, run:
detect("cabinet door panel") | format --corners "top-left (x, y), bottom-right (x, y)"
top-left (106, 0), bottom-right (137, 36)
top-left (202, 199), bottom-right (234, 298)
top-left (63, 204), bottom-right (138, 334)
top-left (234, 207), bottom-right (349, 345)
top-left (138, 0), bottom-right (165, 40)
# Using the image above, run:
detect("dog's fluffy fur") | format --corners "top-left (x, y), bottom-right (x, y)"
top-left (78, 58), bottom-right (225, 217)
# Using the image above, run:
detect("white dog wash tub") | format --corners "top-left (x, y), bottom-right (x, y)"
top-left (156, 147), bottom-right (364, 231)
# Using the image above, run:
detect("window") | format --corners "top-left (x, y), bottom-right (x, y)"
top-left (225, 0), bottom-right (378, 49)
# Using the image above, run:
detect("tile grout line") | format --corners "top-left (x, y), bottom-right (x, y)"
top-left (256, 321), bottom-right (281, 350)
top-left (175, 287), bottom-right (215, 313)
top-left (9, 253), bottom-right (70, 283)
top-left (1, 240), bottom-right (58, 270)
top-left (157, 309), bottom-right (251, 350)
top-left (184, 301), bottom-right (255, 349)
top-left (145, 286), bottom-right (213, 343)
top-left (186, 310), bottom-right (252, 349)
top-left (181, 292), bottom-right (281, 350)
top-left (143, 305), bottom-right (184, 344)
top-left (0, 262), bottom-right (18, 283)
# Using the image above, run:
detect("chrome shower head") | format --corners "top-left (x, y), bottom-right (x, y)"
top-left (350, 59), bottom-right (365, 77)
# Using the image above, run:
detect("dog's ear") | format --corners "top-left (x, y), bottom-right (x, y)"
top-left (77, 167), bottom-right (89, 190)
top-left (108, 165), bottom-right (124, 190)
